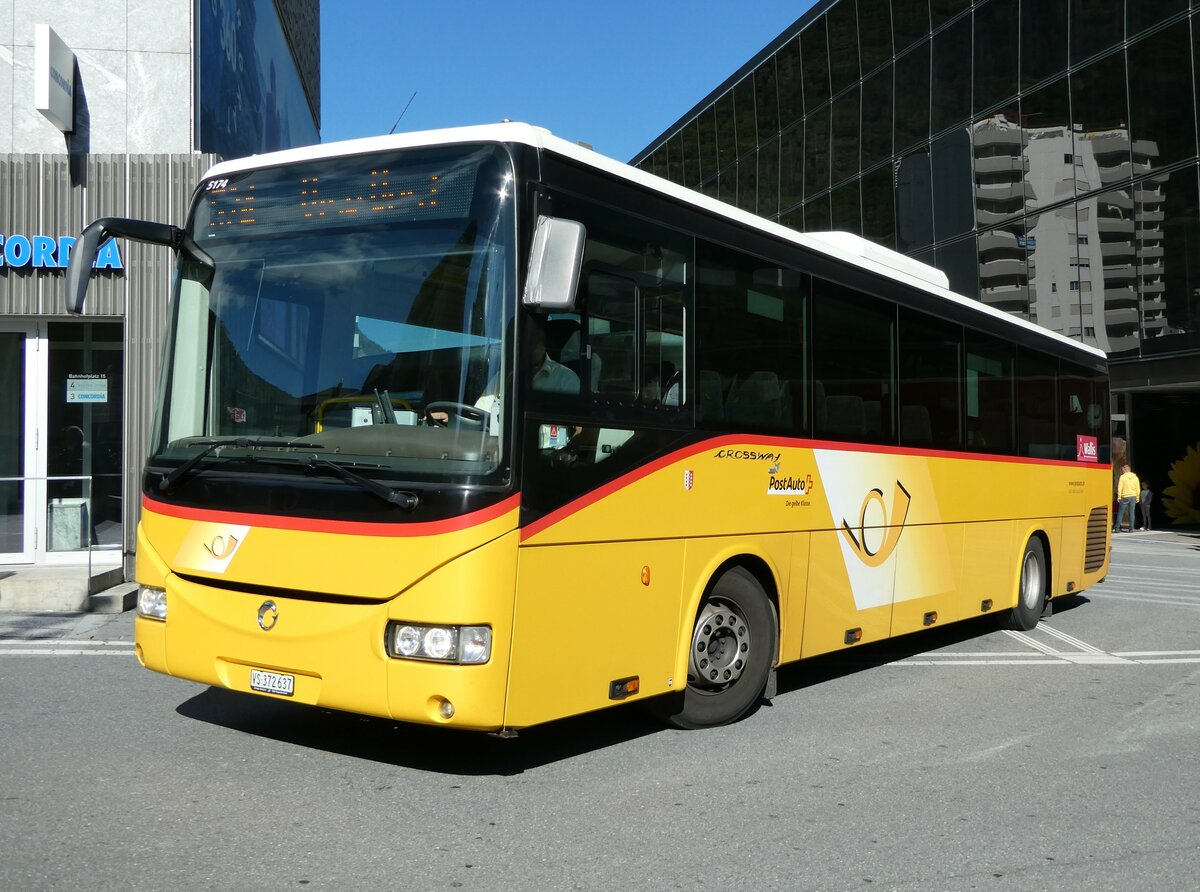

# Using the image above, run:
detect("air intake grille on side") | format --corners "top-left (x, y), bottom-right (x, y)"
top-left (1084, 506), bottom-right (1108, 573)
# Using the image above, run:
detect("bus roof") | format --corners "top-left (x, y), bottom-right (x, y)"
top-left (203, 122), bottom-right (1105, 362)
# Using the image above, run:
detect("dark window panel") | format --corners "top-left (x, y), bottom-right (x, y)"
top-left (780, 206), bottom-right (804, 232)
top-left (1016, 348), bottom-right (1058, 458)
top-left (974, 0), bottom-right (1018, 113)
top-left (895, 43), bottom-right (930, 153)
top-left (813, 280), bottom-right (897, 445)
top-left (805, 103), bottom-right (832, 198)
top-left (780, 123), bottom-right (804, 211)
top-left (827, 0), bottom-right (861, 96)
top-left (896, 147), bottom-right (934, 252)
top-left (832, 86), bottom-right (862, 184)
top-left (930, 0), bottom-right (971, 29)
top-left (892, 0), bottom-right (929, 53)
top-left (701, 178), bottom-right (719, 202)
top-left (931, 15), bottom-right (971, 133)
top-left (973, 106), bottom-right (1026, 228)
top-left (1127, 0), bottom-right (1186, 39)
top-left (759, 137), bottom-right (780, 219)
top-left (1072, 51), bottom-right (1131, 190)
top-left (831, 179), bottom-right (862, 234)
top-left (862, 164), bottom-right (897, 248)
top-left (801, 18), bottom-right (831, 111)
top-left (1021, 77), bottom-right (1074, 210)
top-left (965, 329), bottom-right (1015, 453)
top-left (932, 128), bottom-right (975, 241)
top-left (666, 134), bottom-right (684, 185)
top-left (698, 105), bottom-right (719, 184)
top-left (651, 145), bottom-right (667, 179)
top-left (715, 90), bottom-right (737, 171)
top-left (755, 57), bottom-right (780, 142)
top-left (861, 65), bottom-right (894, 169)
top-left (1021, 0), bottom-right (1068, 89)
top-left (1071, 0), bottom-right (1124, 64)
top-left (683, 118), bottom-right (701, 187)
top-left (737, 153), bottom-right (758, 214)
top-left (1145, 165), bottom-right (1200, 355)
top-left (806, 192), bottom-right (832, 231)
top-left (899, 309), bottom-right (963, 449)
top-left (776, 37), bottom-right (805, 130)
top-left (1089, 184), bottom-right (1139, 355)
top-left (937, 235), bottom-right (980, 300)
top-left (1129, 22), bottom-right (1196, 170)
top-left (858, 0), bottom-right (895, 74)
top-left (978, 218), bottom-right (1031, 317)
top-left (735, 77), bottom-right (757, 160)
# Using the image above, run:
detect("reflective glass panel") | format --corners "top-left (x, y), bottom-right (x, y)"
top-left (832, 86), bottom-right (861, 184)
top-left (1021, 0), bottom-right (1068, 89)
top-left (932, 128), bottom-right (975, 242)
top-left (978, 217), bottom-right (1030, 317)
top-left (831, 179), bottom-right (862, 234)
top-left (1022, 77), bottom-right (1075, 211)
top-left (1128, 0), bottom-right (1187, 37)
top-left (974, 0), bottom-right (1018, 113)
top-left (930, 0), bottom-right (971, 29)
top-left (735, 77), bottom-right (758, 160)
top-left (806, 192), bottom-right (832, 231)
top-left (698, 105), bottom-right (719, 185)
top-left (973, 106), bottom-right (1026, 228)
top-left (759, 137), bottom-right (781, 219)
top-left (801, 18), bottom-right (831, 111)
top-left (776, 38), bottom-right (805, 130)
top-left (755, 58), bottom-right (780, 142)
top-left (805, 104), bottom-right (831, 198)
top-left (861, 65), bottom-right (894, 169)
top-left (0, 332), bottom-right (24, 555)
top-left (858, 0), bottom-right (895, 74)
top-left (895, 43), bottom-right (930, 153)
top-left (1128, 22), bottom-right (1196, 170)
top-left (937, 236), bottom-right (980, 300)
top-left (827, 0), bottom-right (861, 96)
top-left (896, 147), bottom-right (934, 252)
top-left (931, 15), bottom-right (971, 133)
top-left (1071, 0), bottom-right (1125, 64)
top-left (780, 123), bottom-right (804, 211)
top-left (1071, 52), bottom-right (1131, 191)
top-left (892, 0), bottom-right (929, 53)
top-left (861, 164), bottom-right (897, 248)
top-left (716, 91), bottom-right (737, 171)
top-left (1145, 165), bottom-right (1200, 356)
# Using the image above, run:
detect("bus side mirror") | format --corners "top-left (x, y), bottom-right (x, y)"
top-left (65, 217), bottom-right (181, 315)
top-left (522, 216), bottom-right (585, 312)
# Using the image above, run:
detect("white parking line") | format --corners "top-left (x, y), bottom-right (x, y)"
top-left (0, 639), bottom-right (134, 656)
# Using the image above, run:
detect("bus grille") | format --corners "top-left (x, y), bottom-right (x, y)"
top-left (1084, 506), bottom-right (1108, 573)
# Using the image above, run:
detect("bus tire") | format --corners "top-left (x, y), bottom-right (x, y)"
top-left (1003, 537), bottom-right (1046, 631)
top-left (665, 567), bottom-right (775, 730)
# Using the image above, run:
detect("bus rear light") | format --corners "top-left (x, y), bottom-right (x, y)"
top-left (137, 586), bottom-right (167, 621)
top-left (844, 627), bottom-right (862, 645)
top-left (386, 622), bottom-right (491, 664)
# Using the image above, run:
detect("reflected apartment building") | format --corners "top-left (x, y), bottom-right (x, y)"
top-left (635, 0), bottom-right (1200, 528)
top-left (0, 0), bottom-right (320, 598)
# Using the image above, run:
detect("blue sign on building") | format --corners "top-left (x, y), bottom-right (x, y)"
top-left (0, 235), bottom-right (123, 270)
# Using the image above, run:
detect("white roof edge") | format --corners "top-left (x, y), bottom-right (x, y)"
top-left (200, 122), bottom-right (1105, 362)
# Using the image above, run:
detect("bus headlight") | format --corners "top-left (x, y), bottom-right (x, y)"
top-left (137, 586), bottom-right (167, 621)
top-left (386, 623), bottom-right (491, 664)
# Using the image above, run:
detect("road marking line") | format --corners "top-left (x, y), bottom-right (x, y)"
top-left (0, 649), bottom-right (133, 656)
top-left (1003, 630), bottom-right (1060, 655)
top-left (1089, 593), bottom-right (1200, 609)
top-left (893, 659), bottom-right (1069, 666)
top-left (1114, 650), bottom-right (1200, 657)
top-left (1038, 624), bottom-right (1107, 655)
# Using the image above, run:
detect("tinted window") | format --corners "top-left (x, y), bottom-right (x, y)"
top-left (861, 164), bottom-right (897, 248)
top-left (1071, 54), bottom-right (1129, 183)
top-left (1059, 361), bottom-right (1105, 456)
top-left (931, 128), bottom-right (975, 242)
top-left (805, 104), bottom-right (832, 198)
top-left (898, 309), bottom-right (962, 449)
top-left (1016, 349), bottom-right (1058, 457)
top-left (802, 19), bottom-right (831, 111)
top-left (696, 242), bottom-right (808, 432)
top-left (937, 235), bottom-right (980, 300)
top-left (895, 44), bottom-right (930, 153)
top-left (1129, 22), bottom-right (1196, 170)
top-left (859, 0), bottom-right (894, 74)
top-left (965, 330), bottom-right (1014, 453)
top-left (1128, 0), bottom-right (1187, 37)
top-left (827, 0), bottom-right (861, 96)
top-left (715, 91), bottom-right (737, 172)
top-left (1146, 165), bottom-right (1200, 356)
top-left (973, 107), bottom-right (1025, 226)
top-left (931, 15), bottom-right (971, 133)
top-left (861, 65), bottom-right (894, 169)
top-left (831, 179), bottom-right (862, 234)
top-left (805, 192), bottom-right (832, 230)
top-left (780, 123), bottom-right (804, 211)
top-left (755, 58), bottom-right (780, 142)
top-left (893, 1), bottom-right (929, 53)
top-left (697, 105), bottom-right (719, 185)
top-left (683, 119), bottom-right (701, 187)
top-left (1021, 0), bottom-right (1068, 89)
top-left (930, 0), bottom-right (970, 28)
top-left (896, 147), bottom-right (934, 252)
top-left (736, 154), bottom-right (758, 214)
top-left (974, 0), bottom-right (1018, 113)
top-left (735, 77), bottom-right (758, 160)
top-left (1071, 0), bottom-right (1124, 63)
top-left (759, 138), bottom-right (780, 220)
top-left (832, 86), bottom-right (862, 184)
top-left (776, 38), bottom-right (805, 130)
top-left (813, 282), bottom-right (896, 444)
top-left (978, 217), bottom-right (1030, 317)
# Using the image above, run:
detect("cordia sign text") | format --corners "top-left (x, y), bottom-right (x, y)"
top-left (0, 235), bottom-right (123, 270)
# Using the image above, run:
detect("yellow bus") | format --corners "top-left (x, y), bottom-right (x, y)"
top-left (66, 123), bottom-right (1110, 732)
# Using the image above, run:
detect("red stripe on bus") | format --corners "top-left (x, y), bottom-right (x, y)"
top-left (142, 493), bottom-right (521, 537)
top-left (519, 434), bottom-right (1112, 541)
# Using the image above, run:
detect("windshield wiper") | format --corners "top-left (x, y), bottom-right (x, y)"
top-left (158, 437), bottom-right (321, 494)
top-left (303, 455), bottom-right (419, 511)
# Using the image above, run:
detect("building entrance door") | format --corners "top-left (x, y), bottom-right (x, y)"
top-left (0, 323), bottom-right (44, 564)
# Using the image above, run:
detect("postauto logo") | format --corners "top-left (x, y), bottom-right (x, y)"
top-left (0, 234), bottom-right (123, 270)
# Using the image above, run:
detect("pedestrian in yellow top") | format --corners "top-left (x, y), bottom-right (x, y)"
top-left (1115, 464), bottom-right (1141, 532)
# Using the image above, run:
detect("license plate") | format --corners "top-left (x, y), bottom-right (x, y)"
top-left (249, 668), bottom-right (294, 697)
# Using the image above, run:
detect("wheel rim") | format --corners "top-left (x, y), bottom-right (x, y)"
top-left (1020, 549), bottom-right (1043, 611)
top-left (688, 599), bottom-right (751, 690)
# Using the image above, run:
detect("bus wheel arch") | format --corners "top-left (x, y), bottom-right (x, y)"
top-left (1003, 532), bottom-right (1050, 631)
top-left (661, 558), bottom-right (779, 729)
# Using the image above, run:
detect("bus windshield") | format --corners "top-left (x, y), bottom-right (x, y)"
top-left (151, 144), bottom-right (516, 486)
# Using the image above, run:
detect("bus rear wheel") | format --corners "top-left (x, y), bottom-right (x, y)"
top-left (665, 567), bottom-right (774, 730)
top-left (1003, 537), bottom-right (1046, 631)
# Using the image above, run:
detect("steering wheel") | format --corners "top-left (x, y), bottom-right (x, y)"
top-left (423, 401), bottom-right (489, 430)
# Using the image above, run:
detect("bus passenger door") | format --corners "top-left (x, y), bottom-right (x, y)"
top-left (507, 538), bottom-right (684, 728)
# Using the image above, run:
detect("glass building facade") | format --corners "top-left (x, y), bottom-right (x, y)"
top-left (635, 0), bottom-right (1200, 529)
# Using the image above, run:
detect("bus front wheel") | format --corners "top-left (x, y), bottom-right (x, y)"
top-left (665, 567), bottom-right (774, 729)
top-left (1003, 537), bottom-right (1046, 631)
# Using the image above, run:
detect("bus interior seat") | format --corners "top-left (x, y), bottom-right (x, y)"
top-left (823, 394), bottom-right (866, 438)
top-left (900, 404), bottom-right (933, 446)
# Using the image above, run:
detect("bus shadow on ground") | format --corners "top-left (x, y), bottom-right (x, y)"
top-left (176, 685), bottom-right (668, 774)
top-left (774, 597), bottom-right (1091, 696)
top-left (176, 597), bottom-right (1092, 773)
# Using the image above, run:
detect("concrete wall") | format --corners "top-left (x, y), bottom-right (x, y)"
top-left (0, 0), bottom-right (193, 154)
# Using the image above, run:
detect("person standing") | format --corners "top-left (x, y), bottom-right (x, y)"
top-left (1115, 464), bottom-right (1140, 532)
top-left (1139, 480), bottom-right (1153, 531)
